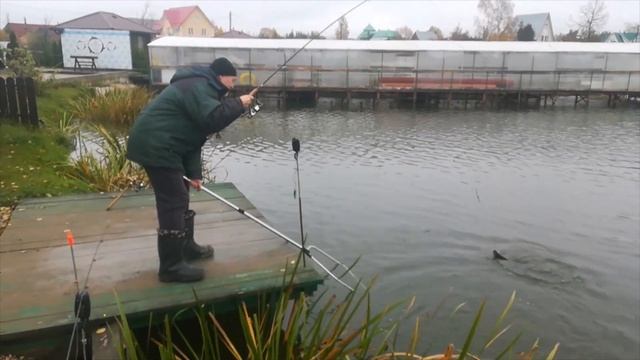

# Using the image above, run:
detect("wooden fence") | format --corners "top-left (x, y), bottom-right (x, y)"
top-left (0, 77), bottom-right (39, 127)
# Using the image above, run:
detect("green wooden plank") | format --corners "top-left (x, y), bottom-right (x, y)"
top-left (11, 188), bottom-right (247, 217)
top-left (0, 181), bottom-right (324, 346)
top-left (0, 267), bottom-right (322, 338)
top-left (17, 182), bottom-right (238, 205)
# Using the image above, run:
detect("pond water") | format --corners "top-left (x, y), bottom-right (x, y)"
top-left (199, 106), bottom-right (639, 359)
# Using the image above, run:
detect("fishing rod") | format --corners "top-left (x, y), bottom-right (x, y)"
top-left (246, 0), bottom-right (369, 117)
top-left (184, 175), bottom-right (360, 291)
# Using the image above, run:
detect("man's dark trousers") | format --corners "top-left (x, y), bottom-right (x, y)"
top-left (144, 166), bottom-right (190, 230)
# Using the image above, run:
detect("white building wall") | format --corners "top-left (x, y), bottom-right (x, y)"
top-left (538, 21), bottom-right (554, 42)
top-left (61, 29), bottom-right (132, 70)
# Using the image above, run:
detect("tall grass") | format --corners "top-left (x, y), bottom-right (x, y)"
top-left (113, 260), bottom-right (559, 360)
top-left (64, 123), bottom-right (147, 192)
top-left (71, 86), bottom-right (153, 127)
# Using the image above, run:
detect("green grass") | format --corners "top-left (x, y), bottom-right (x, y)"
top-left (0, 124), bottom-right (90, 206)
top-left (0, 84), bottom-right (93, 206)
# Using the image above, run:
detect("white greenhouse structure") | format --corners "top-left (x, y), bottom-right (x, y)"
top-left (148, 37), bottom-right (640, 93)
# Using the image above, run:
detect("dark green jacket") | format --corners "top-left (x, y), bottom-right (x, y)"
top-left (127, 67), bottom-right (245, 179)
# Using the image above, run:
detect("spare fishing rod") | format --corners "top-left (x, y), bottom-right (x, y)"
top-left (64, 229), bottom-right (103, 360)
top-left (246, 0), bottom-right (369, 116)
top-left (183, 175), bottom-right (360, 291)
top-left (292, 137), bottom-right (306, 267)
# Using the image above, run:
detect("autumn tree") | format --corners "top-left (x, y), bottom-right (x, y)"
top-left (335, 16), bottom-right (349, 39)
top-left (258, 27), bottom-right (282, 39)
top-left (517, 24), bottom-right (535, 41)
top-left (475, 0), bottom-right (516, 40)
top-left (574, 0), bottom-right (608, 41)
top-left (395, 26), bottom-right (413, 40)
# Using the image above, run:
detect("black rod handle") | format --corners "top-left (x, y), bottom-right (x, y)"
top-left (292, 137), bottom-right (300, 153)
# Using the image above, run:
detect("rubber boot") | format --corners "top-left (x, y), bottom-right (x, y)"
top-left (158, 229), bottom-right (204, 283)
top-left (183, 210), bottom-right (214, 260)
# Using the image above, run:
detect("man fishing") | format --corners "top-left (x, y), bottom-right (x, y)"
top-left (127, 57), bottom-right (257, 283)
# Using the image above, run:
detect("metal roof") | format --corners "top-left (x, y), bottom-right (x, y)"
top-left (149, 36), bottom-right (640, 53)
top-left (413, 31), bottom-right (438, 40)
top-left (161, 6), bottom-right (198, 27)
top-left (55, 11), bottom-right (156, 33)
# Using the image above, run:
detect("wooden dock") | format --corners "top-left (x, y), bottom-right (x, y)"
top-left (0, 183), bottom-right (322, 355)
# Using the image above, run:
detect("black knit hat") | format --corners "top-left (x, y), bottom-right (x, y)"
top-left (210, 57), bottom-right (237, 76)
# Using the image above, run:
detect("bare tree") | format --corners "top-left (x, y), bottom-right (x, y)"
top-left (139, 1), bottom-right (156, 29)
top-left (396, 26), bottom-right (413, 40)
top-left (449, 25), bottom-right (473, 40)
top-left (574, 0), bottom-right (608, 41)
top-left (427, 26), bottom-right (444, 40)
top-left (558, 29), bottom-right (579, 41)
top-left (335, 16), bottom-right (349, 39)
top-left (475, 0), bottom-right (516, 40)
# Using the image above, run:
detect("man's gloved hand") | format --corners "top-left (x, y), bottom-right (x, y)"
top-left (239, 88), bottom-right (259, 109)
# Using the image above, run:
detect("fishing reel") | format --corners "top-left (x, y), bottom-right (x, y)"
top-left (247, 98), bottom-right (263, 118)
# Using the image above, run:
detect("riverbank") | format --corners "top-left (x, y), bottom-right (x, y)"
top-left (0, 124), bottom-right (90, 206)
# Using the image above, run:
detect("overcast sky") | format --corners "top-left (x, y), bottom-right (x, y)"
top-left (1, 1), bottom-right (638, 37)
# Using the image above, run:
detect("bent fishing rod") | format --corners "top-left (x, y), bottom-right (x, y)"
top-left (183, 174), bottom-right (360, 292)
top-left (259, 0), bottom-right (368, 88)
top-left (246, 0), bottom-right (369, 116)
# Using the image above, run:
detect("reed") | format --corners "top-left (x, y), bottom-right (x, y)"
top-left (71, 86), bottom-right (153, 127)
top-left (113, 261), bottom-right (559, 360)
top-left (64, 123), bottom-right (147, 192)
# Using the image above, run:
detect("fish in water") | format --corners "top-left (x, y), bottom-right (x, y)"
top-left (493, 250), bottom-right (508, 261)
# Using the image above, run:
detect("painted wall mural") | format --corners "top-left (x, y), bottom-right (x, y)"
top-left (61, 29), bottom-right (132, 70)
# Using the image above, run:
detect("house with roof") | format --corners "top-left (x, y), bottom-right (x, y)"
top-left (412, 30), bottom-right (438, 40)
top-left (218, 29), bottom-right (254, 38)
top-left (358, 24), bottom-right (376, 40)
top-left (3, 23), bottom-right (59, 46)
top-left (514, 13), bottom-right (554, 42)
top-left (158, 6), bottom-right (218, 37)
top-left (604, 32), bottom-right (639, 43)
top-left (55, 11), bottom-right (155, 70)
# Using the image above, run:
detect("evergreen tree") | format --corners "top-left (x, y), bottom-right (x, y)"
top-left (517, 24), bottom-right (535, 41)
